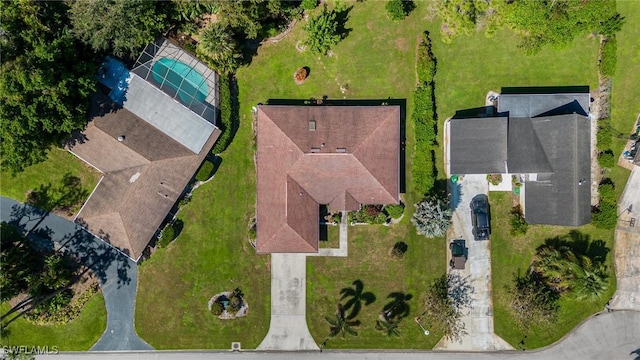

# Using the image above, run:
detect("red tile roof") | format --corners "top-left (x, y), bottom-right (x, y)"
top-left (256, 105), bottom-right (400, 253)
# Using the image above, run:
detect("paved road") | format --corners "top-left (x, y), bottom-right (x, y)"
top-left (438, 175), bottom-right (511, 351)
top-left (257, 253), bottom-right (318, 350)
top-left (611, 167), bottom-right (640, 311)
top-left (0, 197), bottom-right (152, 351)
top-left (35, 310), bottom-right (640, 359)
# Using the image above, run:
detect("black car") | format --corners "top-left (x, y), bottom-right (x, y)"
top-left (471, 194), bottom-right (490, 240)
top-left (449, 239), bottom-right (466, 270)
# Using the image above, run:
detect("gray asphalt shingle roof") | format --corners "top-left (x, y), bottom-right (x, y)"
top-left (449, 117), bottom-right (508, 174)
top-left (449, 89), bottom-right (591, 226)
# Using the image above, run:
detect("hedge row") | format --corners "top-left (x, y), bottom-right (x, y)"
top-left (592, 181), bottom-right (617, 229)
top-left (212, 73), bottom-right (236, 154)
top-left (412, 31), bottom-right (438, 196)
top-left (596, 118), bottom-right (613, 150)
top-left (599, 37), bottom-right (617, 77)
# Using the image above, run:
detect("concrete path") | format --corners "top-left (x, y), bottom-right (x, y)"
top-left (311, 211), bottom-right (348, 257)
top-left (610, 167), bottom-right (640, 310)
top-left (257, 253), bottom-right (319, 350)
top-left (0, 197), bottom-right (152, 351)
top-left (438, 175), bottom-right (513, 351)
top-left (38, 310), bottom-right (640, 359)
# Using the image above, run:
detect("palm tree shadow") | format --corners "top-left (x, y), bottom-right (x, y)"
top-left (382, 291), bottom-right (412, 321)
top-left (340, 279), bottom-right (376, 319)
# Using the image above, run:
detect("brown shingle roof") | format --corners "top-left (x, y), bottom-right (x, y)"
top-left (256, 105), bottom-right (400, 254)
top-left (68, 96), bottom-right (220, 260)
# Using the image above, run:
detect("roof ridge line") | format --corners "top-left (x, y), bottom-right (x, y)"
top-left (351, 109), bottom-right (396, 154)
top-left (349, 154), bottom-right (397, 204)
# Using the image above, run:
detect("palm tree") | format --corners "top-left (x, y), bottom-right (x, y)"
top-left (569, 256), bottom-right (609, 300)
top-left (198, 23), bottom-right (239, 73)
top-left (340, 280), bottom-right (376, 319)
top-left (325, 305), bottom-right (359, 338)
top-left (375, 318), bottom-right (401, 337)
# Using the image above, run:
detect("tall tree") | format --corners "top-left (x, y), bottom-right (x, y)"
top-left (197, 22), bottom-right (240, 74)
top-left (0, 1), bottom-right (96, 173)
top-left (69, 0), bottom-right (169, 58)
top-left (325, 304), bottom-right (359, 338)
top-left (304, 5), bottom-right (342, 55)
top-left (214, 0), bottom-right (296, 39)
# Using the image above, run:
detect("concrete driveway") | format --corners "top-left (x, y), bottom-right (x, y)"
top-left (437, 175), bottom-right (512, 351)
top-left (257, 253), bottom-right (318, 350)
top-left (610, 167), bottom-right (640, 310)
top-left (0, 197), bottom-right (152, 351)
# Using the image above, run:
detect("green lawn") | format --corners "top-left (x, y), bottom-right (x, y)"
top-left (489, 192), bottom-right (616, 349)
top-left (607, 1), bottom-right (639, 197)
top-left (135, 105), bottom-right (271, 348)
top-left (0, 148), bottom-right (101, 210)
top-left (136, 0), bottom-right (623, 350)
top-left (0, 293), bottom-right (107, 350)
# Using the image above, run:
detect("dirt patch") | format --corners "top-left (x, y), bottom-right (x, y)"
top-left (395, 37), bottom-right (408, 52)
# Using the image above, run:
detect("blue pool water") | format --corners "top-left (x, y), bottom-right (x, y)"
top-left (151, 58), bottom-right (208, 104)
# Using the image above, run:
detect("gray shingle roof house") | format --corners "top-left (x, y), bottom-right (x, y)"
top-left (67, 39), bottom-right (220, 261)
top-left (256, 105), bottom-right (401, 253)
top-left (449, 87), bottom-right (591, 226)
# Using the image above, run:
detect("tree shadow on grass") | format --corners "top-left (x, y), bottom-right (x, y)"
top-left (340, 280), bottom-right (376, 319)
top-left (382, 292), bottom-right (412, 321)
top-left (540, 230), bottom-right (610, 265)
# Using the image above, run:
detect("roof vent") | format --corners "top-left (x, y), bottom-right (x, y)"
top-left (310, 147), bottom-right (321, 153)
top-left (336, 147), bottom-right (346, 153)
top-left (117, 135), bottom-right (125, 142)
top-left (309, 120), bottom-right (316, 131)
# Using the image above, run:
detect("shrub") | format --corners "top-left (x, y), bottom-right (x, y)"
top-left (385, 0), bottom-right (415, 20)
top-left (509, 272), bottom-right (559, 331)
top-left (158, 224), bottom-right (175, 248)
top-left (349, 205), bottom-right (388, 224)
top-left (304, 5), bottom-right (341, 55)
top-left (391, 241), bottom-right (408, 259)
top-left (416, 31), bottom-right (436, 83)
top-left (412, 197), bottom-right (452, 238)
top-left (301, 0), bottom-right (317, 10)
top-left (195, 160), bottom-right (214, 181)
top-left (211, 301), bottom-right (224, 316)
top-left (597, 150), bottom-right (616, 169)
top-left (211, 74), bottom-right (238, 154)
top-left (599, 37), bottom-right (617, 77)
top-left (597, 118), bottom-right (613, 150)
top-left (509, 205), bottom-right (528, 236)
top-left (592, 181), bottom-right (617, 229)
top-left (384, 204), bottom-right (404, 219)
top-left (486, 174), bottom-right (503, 186)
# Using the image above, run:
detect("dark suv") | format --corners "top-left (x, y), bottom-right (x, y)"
top-left (449, 239), bottom-right (466, 270)
top-left (471, 194), bottom-right (490, 240)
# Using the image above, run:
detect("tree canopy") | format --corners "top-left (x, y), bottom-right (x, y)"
top-left (304, 5), bottom-right (343, 55)
top-left (1, 1), bottom-right (96, 173)
top-left (69, 0), bottom-right (170, 58)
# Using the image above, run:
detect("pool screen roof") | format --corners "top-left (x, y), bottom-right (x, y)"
top-left (132, 38), bottom-right (219, 123)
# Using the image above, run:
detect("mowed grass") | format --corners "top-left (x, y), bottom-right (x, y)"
top-left (135, 106), bottom-right (271, 348)
top-left (0, 293), bottom-right (107, 350)
top-left (0, 148), bottom-right (101, 207)
top-left (489, 192), bottom-right (616, 349)
top-left (138, 0), bottom-right (613, 350)
top-left (608, 1), bottom-right (639, 197)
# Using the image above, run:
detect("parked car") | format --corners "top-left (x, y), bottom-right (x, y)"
top-left (471, 194), bottom-right (490, 240)
top-left (449, 239), bottom-right (466, 270)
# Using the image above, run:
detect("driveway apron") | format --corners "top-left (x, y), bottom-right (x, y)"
top-left (0, 197), bottom-right (152, 351)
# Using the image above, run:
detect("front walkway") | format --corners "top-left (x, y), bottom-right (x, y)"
top-left (610, 167), bottom-right (640, 310)
top-left (437, 175), bottom-right (512, 351)
top-left (0, 197), bottom-right (152, 351)
top-left (257, 253), bottom-right (319, 350)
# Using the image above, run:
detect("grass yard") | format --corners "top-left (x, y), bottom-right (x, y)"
top-left (0, 293), bottom-right (107, 350)
top-left (135, 103), bottom-right (271, 348)
top-left (137, 0), bottom-right (619, 350)
top-left (489, 192), bottom-right (616, 349)
top-left (0, 148), bottom-right (101, 211)
top-left (607, 1), bottom-right (639, 197)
